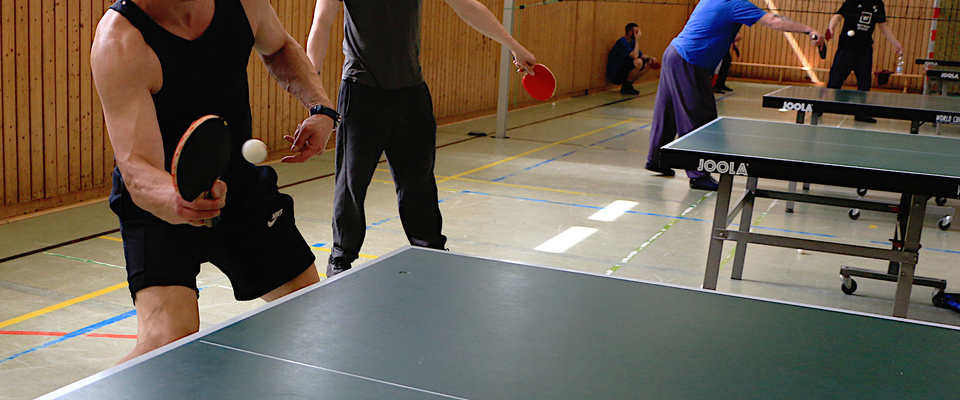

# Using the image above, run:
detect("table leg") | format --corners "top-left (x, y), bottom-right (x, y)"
top-left (785, 181), bottom-right (796, 213)
top-left (892, 194), bottom-right (928, 318)
top-left (704, 174), bottom-right (734, 290)
top-left (910, 120), bottom-right (921, 134)
top-left (731, 176), bottom-right (758, 280)
top-left (796, 110), bottom-right (805, 124)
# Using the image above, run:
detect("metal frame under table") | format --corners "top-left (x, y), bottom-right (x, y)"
top-left (661, 118), bottom-right (960, 318)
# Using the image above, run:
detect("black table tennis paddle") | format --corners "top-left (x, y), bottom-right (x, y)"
top-left (171, 115), bottom-right (232, 227)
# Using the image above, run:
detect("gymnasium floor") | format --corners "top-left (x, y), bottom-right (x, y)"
top-left (2, 81), bottom-right (959, 399)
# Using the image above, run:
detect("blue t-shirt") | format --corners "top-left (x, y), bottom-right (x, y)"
top-left (606, 37), bottom-right (640, 79)
top-left (670, 0), bottom-right (766, 70)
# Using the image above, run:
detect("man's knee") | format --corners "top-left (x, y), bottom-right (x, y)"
top-left (262, 264), bottom-right (319, 302)
top-left (133, 286), bottom-right (200, 349)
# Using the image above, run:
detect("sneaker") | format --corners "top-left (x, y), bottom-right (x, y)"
top-left (854, 115), bottom-right (877, 123)
top-left (620, 84), bottom-right (640, 95)
top-left (644, 162), bottom-right (675, 176)
top-left (713, 86), bottom-right (725, 94)
top-left (689, 176), bottom-right (719, 191)
top-left (325, 258), bottom-right (352, 278)
top-left (719, 85), bottom-right (733, 92)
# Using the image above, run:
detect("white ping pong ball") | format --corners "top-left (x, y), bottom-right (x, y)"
top-left (242, 139), bottom-right (268, 164)
top-left (847, 30), bottom-right (855, 37)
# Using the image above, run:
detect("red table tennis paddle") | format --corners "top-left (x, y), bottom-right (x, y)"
top-left (522, 64), bottom-right (556, 101)
top-left (171, 115), bottom-right (232, 227)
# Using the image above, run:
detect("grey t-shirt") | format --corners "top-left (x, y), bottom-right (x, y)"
top-left (342, 0), bottom-right (423, 89)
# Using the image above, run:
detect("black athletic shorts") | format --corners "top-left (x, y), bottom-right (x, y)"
top-left (609, 60), bottom-right (642, 85)
top-left (117, 166), bottom-right (316, 303)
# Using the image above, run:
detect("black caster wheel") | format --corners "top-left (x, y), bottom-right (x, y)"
top-left (936, 197), bottom-right (947, 206)
top-left (841, 279), bottom-right (858, 295)
top-left (938, 216), bottom-right (952, 231)
top-left (856, 188), bottom-right (868, 197)
top-left (848, 209), bottom-right (860, 220)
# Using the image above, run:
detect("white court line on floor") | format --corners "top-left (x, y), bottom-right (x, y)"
top-left (588, 200), bottom-right (638, 222)
top-left (535, 227), bottom-right (598, 253)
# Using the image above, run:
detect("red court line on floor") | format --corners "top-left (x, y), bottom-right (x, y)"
top-left (0, 330), bottom-right (136, 339)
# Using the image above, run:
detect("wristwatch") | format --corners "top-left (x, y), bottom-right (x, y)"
top-left (309, 104), bottom-right (341, 130)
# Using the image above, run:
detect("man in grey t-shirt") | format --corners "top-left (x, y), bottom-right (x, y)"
top-left (308, 0), bottom-right (537, 277)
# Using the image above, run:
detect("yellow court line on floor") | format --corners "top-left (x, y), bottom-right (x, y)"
top-left (309, 245), bottom-right (377, 261)
top-left (436, 119), bottom-right (634, 184)
top-left (0, 282), bottom-right (129, 330)
top-left (104, 232), bottom-right (380, 260)
top-left (373, 174), bottom-right (596, 198)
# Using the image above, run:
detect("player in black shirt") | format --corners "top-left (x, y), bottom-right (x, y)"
top-left (825, 0), bottom-right (903, 123)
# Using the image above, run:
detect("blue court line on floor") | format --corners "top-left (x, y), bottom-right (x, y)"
top-left (459, 190), bottom-right (838, 239)
top-left (0, 286), bottom-right (212, 365)
top-left (715, 92), bottom-right (736, 101)
top-left (491, 125), bottom-right (648, 182)
top-left (870, 240), bottom-right (960, 254)
top-left (0, 310), bottom-right (137, 364)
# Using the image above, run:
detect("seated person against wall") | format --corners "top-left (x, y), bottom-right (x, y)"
top-left (606, 23), bottom-right (657, 95)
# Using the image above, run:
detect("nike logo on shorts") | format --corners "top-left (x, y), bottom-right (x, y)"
top-left (268, 209), bottom-right (283, 228)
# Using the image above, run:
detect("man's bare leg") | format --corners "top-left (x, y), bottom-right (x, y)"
top-left (117, 286), bottom-right (200, 365)
top-left (626, 58), bottom-right (649, 83)
top-left (261, 263), bottom-right (320, 302)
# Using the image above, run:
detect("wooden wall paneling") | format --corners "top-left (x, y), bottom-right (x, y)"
top-left (29, 0), bottom-right (43, 199)
top-left (80, 0), bottom-right (93, 190)
top-left (277, 0), bottom-right (288, 146)
top-left (1, 0), bottom-right (12, 204)
top-left (43, 0), bottom-right (58, 197)
top-left (56, 0), bottom-right (69, 195)
top-left (571, 2), bottom-right (594, 91)
top-left (90, 1), bottom-right (105, 188)
top-left (279, 0), bottom-right (291, 143)
top-left (24, 0), bottom-right (44, 199)
top-left (16, 0), bottom-right (30, 202)
top-left (0, 1), bottom-right (5, 205)
top-left (68, 0), bottom-right (80, 192)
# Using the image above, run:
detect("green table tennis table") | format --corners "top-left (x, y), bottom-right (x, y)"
top-left (661, 118), bottom-right (960, 318)
top-left (762, 86), bottom-right (960, 134)
top-left (38, 247), bottom-right (960, 399)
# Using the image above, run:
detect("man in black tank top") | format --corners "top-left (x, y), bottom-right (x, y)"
top-left (307, 0), bottom-right (537, 277)
top-left (91, 0), bottom-right (338, 363)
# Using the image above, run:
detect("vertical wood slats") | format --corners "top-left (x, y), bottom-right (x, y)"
top-left (0, 0), bottom-right (953, 219)
top-left (732, 0), bottom-right (945, 91)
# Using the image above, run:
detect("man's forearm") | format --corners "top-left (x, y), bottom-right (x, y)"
top-left (445, 0), bottom-right (522, 52)
top-left (828, 14), bottom-right (841, 33)
top-left (307, 1), bottom-right (338, 72)
top-left (759, 13), bottom-right (817, 35)
top-left (262, 37), bottom-right (333, 108)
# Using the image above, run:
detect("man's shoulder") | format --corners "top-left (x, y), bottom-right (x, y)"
top-left (93, 10), bottom-right (149, 59)
top-left (92, 10), bottom-right (159, 89)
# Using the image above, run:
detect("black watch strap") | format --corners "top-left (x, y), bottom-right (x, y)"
top-left (309, 104), bottom-right (341, 129)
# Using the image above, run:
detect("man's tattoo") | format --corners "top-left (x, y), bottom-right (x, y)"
top-left (774, 14), bottom-right (795, 23)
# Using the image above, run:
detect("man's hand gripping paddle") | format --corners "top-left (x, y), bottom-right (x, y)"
top-left (522, 63), bottom-right (557, 101)
top-left (171, 115), bottom-right (232, 227)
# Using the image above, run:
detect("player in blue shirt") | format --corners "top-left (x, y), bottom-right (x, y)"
top-left (607, 23), bottom-right (657, 95)
top-left (645, 0), bottom-right (823, 191)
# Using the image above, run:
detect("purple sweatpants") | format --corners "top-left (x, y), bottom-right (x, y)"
top-left (647, 45), bottom-right (716, 179)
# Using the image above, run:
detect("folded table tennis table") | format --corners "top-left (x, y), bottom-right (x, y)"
top-left (38, 247), bottom-right (960, 399)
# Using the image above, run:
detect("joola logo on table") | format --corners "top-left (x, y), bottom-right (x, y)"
top-left (698, 159), bottom-right (748, 176)
top-left (940, 72), bottom-right (960, 80)
top-left (781, 101), bottom-right (812, 112)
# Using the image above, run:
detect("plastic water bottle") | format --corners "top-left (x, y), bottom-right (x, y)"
top-left (895, 53), bottom-right (904, 74)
